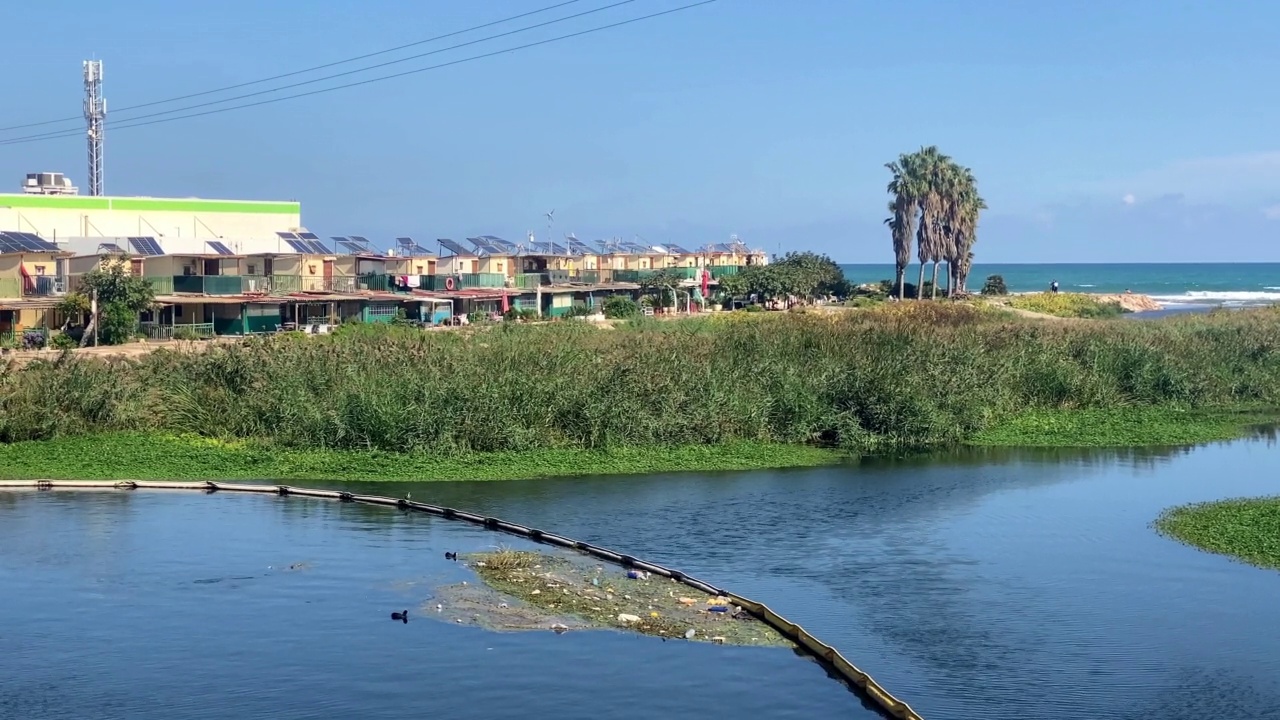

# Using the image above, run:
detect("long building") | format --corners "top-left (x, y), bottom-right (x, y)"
top-left (0, 190), bottom-right (300, 240)
top-left (0, 176), bottom-right (767, 344)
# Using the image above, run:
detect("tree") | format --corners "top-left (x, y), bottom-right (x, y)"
top-left (885, 147), bottom-right (984, 299)
top-left (638, 269), bottom-right (685, 310)
top-left (59, 255), bottom-right (157, 346)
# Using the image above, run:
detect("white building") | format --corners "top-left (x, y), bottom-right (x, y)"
top-left (0, 192), bottom-right (301, 241)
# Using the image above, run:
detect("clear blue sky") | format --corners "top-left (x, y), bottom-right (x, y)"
top-left (3, 0), bottom-right (1279, 262)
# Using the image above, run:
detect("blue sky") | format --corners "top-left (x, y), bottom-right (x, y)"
top-left (2, 0), bottom-right (1278, 262)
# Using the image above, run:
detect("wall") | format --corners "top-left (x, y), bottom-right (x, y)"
top-left (0, 194), bottom-right (300, 240)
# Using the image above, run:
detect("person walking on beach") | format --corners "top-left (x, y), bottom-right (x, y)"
top-left (1050, 280), bottom-right (1059, 294)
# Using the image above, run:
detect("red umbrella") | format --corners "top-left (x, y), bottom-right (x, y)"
top-left (701, 267), bottom-right (710, 299)
top-left (501, 291), bottom-right (510, 313)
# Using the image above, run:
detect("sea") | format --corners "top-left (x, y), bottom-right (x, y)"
top-left (840, 263), bottom-right (1280, 308)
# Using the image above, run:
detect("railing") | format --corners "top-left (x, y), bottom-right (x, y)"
top-left (143, 275), bottom-right (175, 295)
top-left (22, 276), bottom-right (67, 297)
top-left (139, 322), bottom-right (216, 340)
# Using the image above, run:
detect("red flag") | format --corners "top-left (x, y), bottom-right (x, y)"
top-left (501, 290), bottom-right (510, 313)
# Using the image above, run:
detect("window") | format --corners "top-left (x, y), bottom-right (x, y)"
top-left (247, 264), bottom-right (257, 275)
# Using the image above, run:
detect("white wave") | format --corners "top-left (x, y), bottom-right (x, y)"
top-left (1149, 291), bottom-right (1280, 306)
top-left (1266, 286), bottom-right (1280, 290)
top-left (1076, 284), bottom-right (1096, 288)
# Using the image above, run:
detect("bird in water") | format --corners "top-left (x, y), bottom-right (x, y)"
top-left (444, 552), bottom-right (457, 561)
top-left (391, 610), bottom-right (409, 623)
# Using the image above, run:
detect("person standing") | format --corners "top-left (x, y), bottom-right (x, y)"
top-left (1050, 280), bottom-right (1060, 294)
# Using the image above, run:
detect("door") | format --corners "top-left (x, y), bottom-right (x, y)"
top-left (203, 259), bottom-right (220, 276)
top-left (263, 257), bottom-right (274, 276)
top-left (323, 259), bottom-right (334, 290)
top-left (129, 258), bottom-right (144, 276)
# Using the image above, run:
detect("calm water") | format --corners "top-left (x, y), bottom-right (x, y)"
top-left (841, 262), bottom-right (1280, 307)
top-left (4, 435), bottom-right (1280, 719)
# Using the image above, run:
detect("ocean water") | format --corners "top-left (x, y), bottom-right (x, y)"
top-left (841, 263), bottom-right (1280, 307)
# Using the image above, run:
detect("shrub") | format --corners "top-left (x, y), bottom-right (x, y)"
top-left (602, 295), bottom-right (641, 319)
top-left (981, 275), bottom-right (1008, 295)
top-left (20, 331), bottom-right (46, 350)
top-left (172, 327), bottom-right (202, 342)
top-left (1008, 292), bottom-right (1125, 319)
top-left (50, 333), bottom-right (77, 351)
top-left (1, 308), bottom-right (1278, 455)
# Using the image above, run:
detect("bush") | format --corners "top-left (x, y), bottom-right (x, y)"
top-left (172, 327), bottom-right (202, 342)
top-left (981, 275), bottom-right (1008, 295)
top-left (565, 304), bottom-right (593, 318)
top-left (504, 308), bottom-right (539, 322)
top-left (602, 295), bottom-right (641, 319)
top-left (2, 308), bottom-right (1279, 454)
top-left (20, 331), bottom-right (46, 350)
top-left (50, 333), bottom-right (77, 351)
top-left (1008, 292), bottom-right (1125, 319)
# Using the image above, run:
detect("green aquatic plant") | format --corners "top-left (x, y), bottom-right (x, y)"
top-left (1154, 497), bottom-right (1280, 571)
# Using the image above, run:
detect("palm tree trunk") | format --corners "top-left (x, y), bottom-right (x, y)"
top-left (896, 267), bottom-right (905, 300)
top-left (916, 262), bottom-right (926, 300)
top-left (930, 261), bottom-right (940, 300)
top-left (945, 262), bottom-right (953, 297)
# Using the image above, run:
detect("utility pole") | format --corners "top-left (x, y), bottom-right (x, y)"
top-left (83, 60), bottom-right (106, 196)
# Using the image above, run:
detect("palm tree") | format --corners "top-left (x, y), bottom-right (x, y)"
top-left (884, 159), bottom-right (917, 299)
top-left (886, 147), bottom-right (983, 299)
top-left (909, 146), bottom-right (951, 299)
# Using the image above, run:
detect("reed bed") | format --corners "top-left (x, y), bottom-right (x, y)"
top-left (2, 305), bottom-right (1278, 454)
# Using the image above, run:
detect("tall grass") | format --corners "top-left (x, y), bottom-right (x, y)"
top-left (2, 304), bottom-right (1279, 453)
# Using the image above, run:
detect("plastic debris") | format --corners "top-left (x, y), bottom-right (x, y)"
top-left (617, 613), bottom-right (641, 623)
top-left (684, 628), bottom-right (696, 640)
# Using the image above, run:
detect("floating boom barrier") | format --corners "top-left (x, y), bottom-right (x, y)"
top-left (0, 479), bottom-right (924, 720)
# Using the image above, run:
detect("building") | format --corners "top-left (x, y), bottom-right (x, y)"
top-left (0, 192), bottom-right (300, 241)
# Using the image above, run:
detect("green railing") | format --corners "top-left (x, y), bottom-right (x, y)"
top-left (139, 322), bottom-right (216, 340)
top-left (710, 266), bottom-right (740, 278)
top-left (513, 273), bottom-right (546, 289)
top-left (143, 275), bottom-right (175, 294)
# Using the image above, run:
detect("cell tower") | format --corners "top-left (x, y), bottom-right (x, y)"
top-left (83, 60), bottom-right (105, 196)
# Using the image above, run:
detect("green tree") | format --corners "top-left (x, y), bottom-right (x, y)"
top-left (59, 256), bottom-right (156, 346)
top-left (885, 147), bottom-right (984, 299)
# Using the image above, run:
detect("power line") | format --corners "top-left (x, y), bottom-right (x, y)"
top-left (1, 0), bottom-right (640, 145)
top-left (0, 0), bottom-right (585, 133)
top-left (0, 1), bottom-right (717, 149)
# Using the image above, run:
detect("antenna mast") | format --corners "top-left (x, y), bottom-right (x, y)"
top-left (83, 60), bottom-right (105, 196)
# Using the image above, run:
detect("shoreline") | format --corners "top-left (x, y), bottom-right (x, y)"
top-left (0, 409), bottom-right (1272, 483)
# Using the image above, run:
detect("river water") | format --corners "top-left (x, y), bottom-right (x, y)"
top-left (3, 434), bottom-right (1280, 719)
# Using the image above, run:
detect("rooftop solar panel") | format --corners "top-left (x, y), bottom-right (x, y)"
top-left (396, 237), bottom-right (415, 248)
top-left (309, 240), bottom-right (334, 254)
top-left (0, 231), bottom-right (58, 252)
top-left (567, 240), bottom-right (591, 255)
top-left (97, 243), bottom-right (125, 254)
top-left (297, 232), bottom-right (321, 240)
top-left (438, 238), bottom-right (474, 256)
top-left (665, 244), bottom-right (692, 254)
top-left (337, 240), bottom-right (366, 255)
top-left (284, 238), bottom-right (310, 253)
top-left (206, 241), bottom-right (234, 255)
top-left (277, 231), bottom-right (299, 240)
top-left (549, 242), bottom-right (568, 255)
top-left (346, 235), bottom-right (371, 248)
top-left (128, 236), bottom-right (165, 256)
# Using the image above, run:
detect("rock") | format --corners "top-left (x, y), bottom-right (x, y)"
top-left (617, 613), bottom-right (641, 623)
top-left (678, 597), bottom-right (697, 606)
